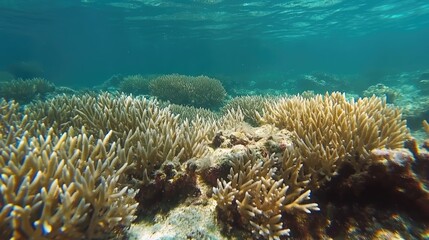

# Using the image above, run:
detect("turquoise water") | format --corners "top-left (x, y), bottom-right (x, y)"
top-left (1, 1), bottom-right (429, 239)
top-left (1, 0), bottom-right (429, 88)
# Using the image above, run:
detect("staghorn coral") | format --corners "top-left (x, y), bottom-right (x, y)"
top-left (71, 93), bottom-right (214, 165)
top-left (213, 150), bottom-right (319, 239)
top-left (258, 92), bottom-right (408, 187)
top-left (0, 98), bottom-right (20, 138)
top-left (23, 92), bottom-right (244, 209)
top-left (149, 74), bottom-right (226, 109)
top-left (24, 92), bottom-right (243, 172)
top-left (24, 93), bottom-right (90, 134)
top-left (1, 98), bottom-right (52, 139)
top-left (168, 103), bottom-right (220, 122)
top-left (118, 74), bottom-right (152, 95)
top-left (0, 78), bottom-right (55, 103)
top-left (222, 95), bottom-right (276, 126)
top-left (0, 100), bottom-right (138, 239)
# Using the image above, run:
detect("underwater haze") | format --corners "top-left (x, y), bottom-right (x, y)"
top-left (2, 1), bottom-right (429, 239)
top-left (1, 0), bottom-right (429, 88)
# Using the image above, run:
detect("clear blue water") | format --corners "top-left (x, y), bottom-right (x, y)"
top-left (0, 0), bottom-right (429, 88)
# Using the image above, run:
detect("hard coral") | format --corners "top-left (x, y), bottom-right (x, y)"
top-left (118, 74), bottom-right (152, 95)
top-left (0, 78), bottom-right (55, 103)
top-left (149, 74), bottom-right (226, 109)
top-left (24, 92), bottom-right (244, 214)
top-left (205, 123), bottom-right (318, 239)
top-left (213, 150), bottom-right (319, 239)
top-left (259, 92), bottom-right (408, 187)
top-left (222, 95), bottom-right (277, 126)
top-left (0, 101), bottom-right (138, 239)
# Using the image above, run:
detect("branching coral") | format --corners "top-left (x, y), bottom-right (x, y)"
top-left (25, 93), bottom-right (90, 134)
top-left (169, 103), bottom-right (220, 122)
top-left (0, 100), bottom-right (138, 239)
top-left (0, 78), bottom-right (55, 103)
top-left (213, 150), bottom-right (319, 239)
top-left (118, 74), bottom-right (152, 95)
top-left (258, 92), bottom-right (409, 186)
top-left (22, 92), bottom-right (244, 209)
top-left (149, 74), bottom-right (226, 109)
top-left (222, 95), bottom-right (276, 126)
top-left (26, 92), bottom-right (242, 169)
top-left (0, 89), bottom-right (417, 239)
top-left (71, 93), bottom-right (215, 165)
top-left (0, 98), bottom-right (20, 138)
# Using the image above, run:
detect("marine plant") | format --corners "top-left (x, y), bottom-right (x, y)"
top-left (149, 74), bottom-right (227, 109)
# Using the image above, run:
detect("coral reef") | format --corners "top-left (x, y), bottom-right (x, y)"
top-left (309, 124), bottom-right (429, 239)
top-left (1, 90), bottom-right (426, 239)
top-left (296, 72), bottom-right (348, 93)
top-left (213, 150), bottom-right (319, 239)
top-left (222, 95), bottom-right (276, 126)
top-left (97, 74), bottom-right (124, 91)
top-left (0, 78), bottom-right (55, 103)
top-left (118, 74), bottom-right (152, 95)
top-left (128, 199), bottom-right (224, 240)
top-left (191, 122), bottom-right (316, 238)
top-left (258, 92), bottom-right (408, 186)
top-left (168, 103), bottom-right (220, 122)
top-left (0, 100), bottom-right (138, 239)
top-left (149, 74), bottom-right (227, 109)
top-left (363, 83), bottom-right (400, 104)
top-left (23, 92), bottom-right (243, 212)
top-left (364, 71), bottom-right (429, 130)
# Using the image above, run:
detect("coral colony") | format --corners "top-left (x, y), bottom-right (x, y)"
top-left (0, 75), bottom-right (428, 239)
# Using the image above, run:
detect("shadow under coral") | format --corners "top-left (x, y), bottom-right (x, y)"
top-left (291, 140), bottom-right (429, 239)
